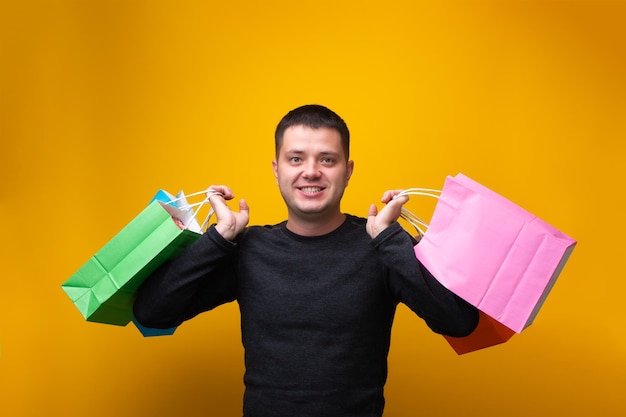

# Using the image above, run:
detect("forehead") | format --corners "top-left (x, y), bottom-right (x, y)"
top-left (279, 125), bottom-right (344, 155)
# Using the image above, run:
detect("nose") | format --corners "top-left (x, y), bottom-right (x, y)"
top-left (302, 160), bottom-right (321, 179)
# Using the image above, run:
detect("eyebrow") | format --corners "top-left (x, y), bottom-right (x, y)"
top-left (284, 149), bottom-right (341, 157)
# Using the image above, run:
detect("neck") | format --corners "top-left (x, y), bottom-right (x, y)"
top-left (286, 212), bottom-right (346, 237)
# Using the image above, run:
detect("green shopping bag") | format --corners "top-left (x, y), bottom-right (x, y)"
top-left (62, 197), bottom-right (206, 326)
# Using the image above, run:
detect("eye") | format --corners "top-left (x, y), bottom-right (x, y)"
top-left (321, 157), bottom-right (335, 164)
top-left (289, 156), bottom-right (302, 163)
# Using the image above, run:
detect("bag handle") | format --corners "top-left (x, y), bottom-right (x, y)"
top-left (393, 188), bottom-right (441, 238)
top-left (162, 189), bottom-right (223, 232)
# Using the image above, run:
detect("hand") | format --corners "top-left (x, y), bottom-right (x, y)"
top-left (206, 185), bottom-right (249, 241)
top-left (366, 190), bottom-right (408, 239)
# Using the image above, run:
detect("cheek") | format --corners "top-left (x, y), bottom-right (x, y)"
top-left (275, 169), bottom-right (293, 189)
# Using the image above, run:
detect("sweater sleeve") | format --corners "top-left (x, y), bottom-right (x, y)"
top-left (133, 225), bottom-right (239, 329)
top-left (371, 222), bottom-right (478, 337)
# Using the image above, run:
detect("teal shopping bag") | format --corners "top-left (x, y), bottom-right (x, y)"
top-left (62, 199), bottom-right (203, 326)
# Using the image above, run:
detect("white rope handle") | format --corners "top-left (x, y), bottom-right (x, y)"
top-left (394, 188), bottom-right (442, 199)
top-left (199, 190), bottom-right (224, 231)
top-left (162, 188), bottom-right (223, 232)
top-left (393, 188), bottom-right (441, 238)
top-left (163, 189), bottom-right (217, 205)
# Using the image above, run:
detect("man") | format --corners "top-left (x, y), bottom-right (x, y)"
top-left (134, 104), bottom-right (478, 417)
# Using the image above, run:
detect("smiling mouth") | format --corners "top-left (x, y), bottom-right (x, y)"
top-left (299, 186), bottom-right (325, 194)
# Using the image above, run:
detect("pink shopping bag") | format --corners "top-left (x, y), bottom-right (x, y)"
top-left (413, 174), bottom-right (576, 335)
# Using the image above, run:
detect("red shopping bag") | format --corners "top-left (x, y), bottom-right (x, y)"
top-left (406, 174), bottom-right (576, 353)
top-left (443, 310), bottom-right (515, 355)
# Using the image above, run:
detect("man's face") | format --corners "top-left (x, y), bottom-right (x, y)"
top-left (273, 125), bottom-right (354, 223)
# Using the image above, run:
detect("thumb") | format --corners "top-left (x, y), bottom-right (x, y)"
top-left (368, 203), bottom-right (378, 219)
top-left (366, 204), bottom-right (380, 239)
top-left (239, 198), bottom-right (250, 226)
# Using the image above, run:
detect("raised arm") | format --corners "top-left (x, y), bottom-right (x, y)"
top-left (368, 189), bottom-right (479, 337)
top-left (133, 185), bottom-right (249, 329)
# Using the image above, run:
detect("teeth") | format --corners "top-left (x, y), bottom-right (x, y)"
top-left (301, 187), bottom-right (322, 193)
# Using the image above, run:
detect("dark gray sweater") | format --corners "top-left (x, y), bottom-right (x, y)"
top-left (134, 215), bottom-right (478, 417)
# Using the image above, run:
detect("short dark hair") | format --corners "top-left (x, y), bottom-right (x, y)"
top-left (274, 104), bottom-right (350, 160)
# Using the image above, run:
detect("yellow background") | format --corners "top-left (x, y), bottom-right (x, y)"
top-left (1, 0), bottom-right (624, 416)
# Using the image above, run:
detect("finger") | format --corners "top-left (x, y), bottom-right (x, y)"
top-left (366, 204), bottom-right (381, 239)
top-left (389, 191), bottom-right (408, 205)
top-left (207, 192), bottom-right (226, 211)
top-left (207, 185), bottom-right (234, 200)
top-left (380, 191), bottom-right (393, 204)
top-left (238, 199), bottom-right (250, 229)
top-left (368, 203), bottom-right (378, 218)
top-left (381, 189), bottom-right (406, 204)
top-left (377, 197), bottom-right (404, 225)
top-left (208, 195), bottom-right (231, 219)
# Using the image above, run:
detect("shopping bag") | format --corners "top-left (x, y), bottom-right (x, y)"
top-left (132, 316), bottom-right (177, 337)
top-left (398, 187), bottom-right (514, 354)
top-left (399, 174), bottom-right (576, 353)
top-left (129, 189), bottom-right (216, 336)
top-left (442, 310), bottom-right (515, 355)
top-left (61, 190), bottom-right (216, 327)
top-left (128, 190), bottom-right (187, 337)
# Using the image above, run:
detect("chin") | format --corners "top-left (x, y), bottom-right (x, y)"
top-left (287, 200), bottom-right (323, 214)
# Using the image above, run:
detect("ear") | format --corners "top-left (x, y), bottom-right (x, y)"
top-left (272, 160), bottom-right (278, 182)
top-left (346, 160), bottom-right (354, 183)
